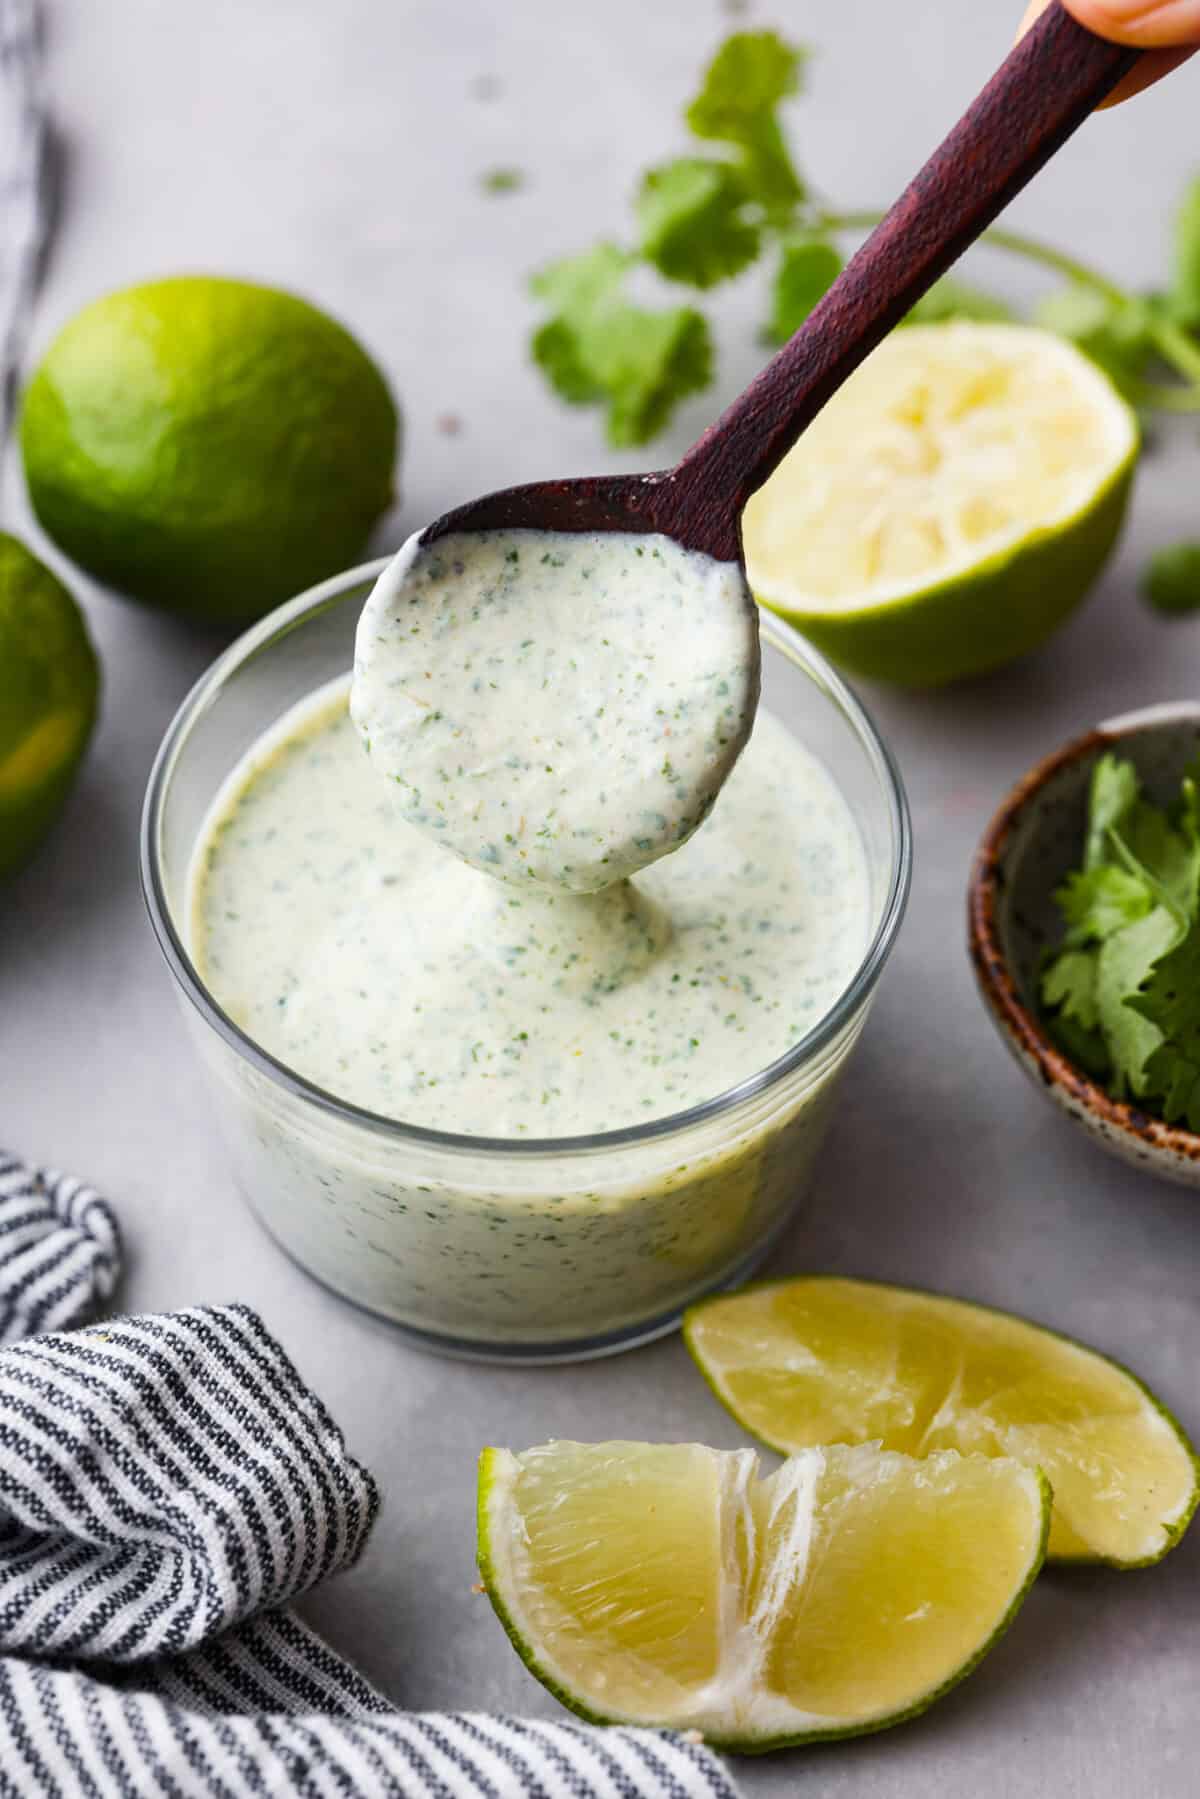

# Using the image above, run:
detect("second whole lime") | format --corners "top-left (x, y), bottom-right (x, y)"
top-left (20, 276), bottom-right (399, 626)
top-left (0, 533), bottom-right (99, 878)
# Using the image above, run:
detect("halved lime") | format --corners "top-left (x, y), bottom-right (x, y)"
top-left (478, 1438), bottom-right (1047, 1749)
top-left (742, 323), bottom-right (1138, 686)
top-left (684, 1277), bottom-right (1198, 1567)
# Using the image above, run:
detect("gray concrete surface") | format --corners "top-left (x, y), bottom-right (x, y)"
top-left (2, 2), bottom-right (1197, 1792)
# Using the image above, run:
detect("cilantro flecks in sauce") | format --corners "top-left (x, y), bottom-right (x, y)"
top-left (189, 680), bottom-right (868, 1139)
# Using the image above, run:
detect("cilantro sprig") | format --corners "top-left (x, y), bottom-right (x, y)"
top-left (529, 28), bottom-right (1200, 450)
top-left (530, 245), bottom-right (711, 448)
top-left (1040, 753), bottom-right (1200, 1126)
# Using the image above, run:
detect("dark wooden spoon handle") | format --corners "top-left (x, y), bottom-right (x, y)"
top-left (662, 1), bottom-right (1140, 561)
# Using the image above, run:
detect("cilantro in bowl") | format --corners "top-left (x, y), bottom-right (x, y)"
top-left (1041, 751), bottom-right (1200, 1128)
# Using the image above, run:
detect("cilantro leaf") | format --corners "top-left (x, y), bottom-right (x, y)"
top-left (1168, 174), bottom-right (1200, 332)
top-left (1143, 543), bottom-right (1200, 617)
top-left (1083, 753), bottom-right (1140, 872)
top-left (531, 242), bottom-right (631, 316)
top-left (1055, 865), bottom-right (1152, 945)
top-left (530, 245), bottom-right (628, 405)
top-left (1057, 759), bottom-right (1200, 1108)
top-left (480, 166), bottom-right (525, 194)
top-left (1048, 1011), bottom-right (1112, 1078)
top-left (531, 318), bottom-right (605, 405)
top-left (636, 158), bottom-right (760, 290)
top-left (1041, 948), bottom-right (1112, 1077)
top-left (1095, 905), bottom-right (1180, 1096)
top-left (1047, 748), bottom-right (1200, 1101)
top-left (686, 31), bottom-right (803, 147)
top-left (1117, 803), bottom-right (1200, 918)
top-left (530, 245), bottom-right (712, 446)
top-left (531, 306), bottom-right (712, 448)
top-left (1133, 920), bottom-right (1200, 1040)
top-left (902, 278), bottom-right (1015, 327)
top-left (1142, 1042), bottom-right (1200, 1131)
top-left (1178, 766), bottom-right (1200, 843)
top-left (1033, 285), bottom-right (1155, 395)
top-left (1040, 943), bottom-right (1112, 1077)
top-left (600, 307), bottom-right (712, 446)
top-left (1042, 948), bottom-right (1100, 1030)
top-left (685, 31), bottom-right (806, 221)
top-left (764, 236), bottom-right (842, 344)
top-left (1132, 923), bottom-right (1200, 1128)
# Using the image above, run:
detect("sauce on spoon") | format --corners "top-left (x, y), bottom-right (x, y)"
top-left (351, 527), bottom-right (759, 893)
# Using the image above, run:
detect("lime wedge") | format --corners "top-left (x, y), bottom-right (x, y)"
top-left (742, 323), bottom-right (1138, 686)
top-left (685, 1277), bottom-right (1198, 1567)
top-left (478, 1438), bottom-right (1047, 1749)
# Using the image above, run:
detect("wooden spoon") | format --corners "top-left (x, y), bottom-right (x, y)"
top-left (424, 2), bottom-right (1139, 564)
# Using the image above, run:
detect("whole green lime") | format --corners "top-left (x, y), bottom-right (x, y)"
top-left (0, 533), bottom-right (99, 877)
top-left (20, 276), bottom-right (398, 625)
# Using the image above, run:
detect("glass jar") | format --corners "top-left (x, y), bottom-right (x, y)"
top-left (142, 562), bottom-right (910, 1360)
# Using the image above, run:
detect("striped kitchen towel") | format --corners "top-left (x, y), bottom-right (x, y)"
top-left (0, 0), bottom-right (48, 449)
top-left (0, 1157), bottom-right (742, 1798)
top-left (0, 1149), bottom-right (121, 1342)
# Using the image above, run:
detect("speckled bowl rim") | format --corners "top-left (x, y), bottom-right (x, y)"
top-left (141, 558), bottom-right (913, 1160)
top-left (968, 700), bottom-right (1200, 1165)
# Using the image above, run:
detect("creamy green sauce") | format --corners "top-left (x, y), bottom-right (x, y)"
top-left (190, 681), bottom-right (868, 1137)
top-left (350, 528), bottom-right (760, 894)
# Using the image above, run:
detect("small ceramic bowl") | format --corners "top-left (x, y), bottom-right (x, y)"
top-left (968, 701), bottom-right (1200, 1188)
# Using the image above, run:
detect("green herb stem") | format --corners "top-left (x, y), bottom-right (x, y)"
top-left (1134, 375), bottom-right (1200, 414)
top-left (822, 210), bottom-right (1200, 408)
top-left (820, 211), bottom-right (1127, 302)
top-left (1145, 316), bottom-right (1200, 392)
